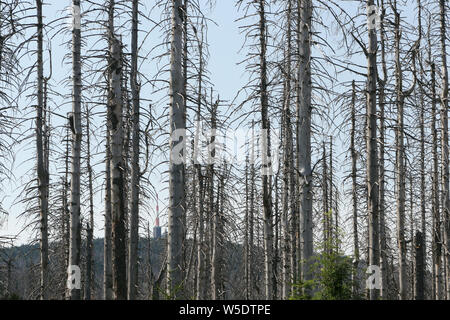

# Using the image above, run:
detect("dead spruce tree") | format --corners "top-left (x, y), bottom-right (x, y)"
top-left (366, 0), bottom-right (380, 301)
top-left (35, 0), bottom-right (49, 300)
top-left (127, 0), bottom-right (141, 300)
top-left (167, 0), bottom-right (186, 298)
top-left (438, 0), bottom-right (450, 300)
top-left (297, 0), bottom-right (313, 291)
top-left (66, 0), bottom-right (82, 300)
top-left (106, 0), bottom-right (127, 300)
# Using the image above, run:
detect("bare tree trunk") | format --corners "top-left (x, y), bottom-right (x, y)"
top-left (67, 0), bottom-right (82, 300)
top-left (439, 0), bottom-right (450, 300)
top-left (414, 231), bottom-right (425, 300)
top-left (127, 0), bottom-right (140, 300)
top-left (210, 102), bottom-right (220, 300)
top-left (282, 0), bottom-right (293, 299)
top-left (212, 164), bottom-right (225, 299)
top-left (194, 26), bottom-right (206, 300)
top-left (104, 123), bottom-right (113, 300)
top-left (107, 0), bottom-right (127, 299)
top-left (85, 104), bottom-right (95, 300)
top-left (35, 0), bottom-right (49, 300)
top-left (430, 62), bottom-right (442, 300)
top-left (258, 0), bottom-right (274, 300)
top-left (416, 0), bottom-right (426, 298)
top-left (245, 123), bottom-right (256, 299)
top-left (351, 80), bottom-right (360, 297)
top-left (322, 142), bottom-right (329, 251)
top-left (167, 0), bottom-right (186, 298)
top-left (297, 0), bottom-right (313, 293)
top-left (244, 155), bottom-right (250, 300)
top-left (366, 0), bottom-right (379, 301)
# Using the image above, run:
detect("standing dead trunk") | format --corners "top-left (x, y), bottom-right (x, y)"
top-left (194, 25), bottom-right (206, 301)
top-left (35, 0), bottom-right (49, 300)
top-left (85, 104), bottom-right (95, 300)
top-left (258, 0), bottom-right (274, 300)
top-left (167, 0), bottom-right (186, 298)
top-left (414, 231), bottom-right (424, 300)
top-left (67, 0), bottom-right (82, 300)
top-left (281, 0), bottom-right (293, 299)
top-left (378, 0), bottom-right (388, 299)
top-left (351, 80), bottom-right (359, 297)
top-left (392, 1), bottom-right (417, 299)
top-left (212, 163), bottom-right (225, 299)
top-left (322, 142), bottom-right (329, 252)
top-left (430, 61), bottom-right (442, 300)
top-left (107, 1), bottom-right (127, 298)
top-left (127, 0), bottom-right (140, 300)
top-left (297, 0), bottom-right (313, 293)
top-left (439, 0), bottom-right (450, 300)
top-left (104, 121), bottom-right (113, 300)
top-left (366, 0), bottom-right (380, 301)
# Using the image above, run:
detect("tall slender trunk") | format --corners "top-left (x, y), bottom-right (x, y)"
top-left (104, 123), bottom-right (113, 300)
top-left (167, 0), bottom-right (186, 298)
top-left (67, 0), bottom-right (82, 300)
top-left (35, 0), bottom-right (49, 300)
top-left (414, 231), bottom-right (425, 300)
top-left (297, 0), bottom-right (313, 292)
top-left (85, 104), bottom-right (95, 300)
top-left (282, 0), bottom-right (293, 299)
top-left (212, 164), bottom-right (224, 299)
top-left (351, 80), bottom-right (360, 297)
top-left (322, 142), bottom-right (329, 251)
top-left (127, 0), bottom-right (140, 300)
top-left (366, 0), bottom-right (379, 301)
top-left (195, 26), bottom-right (206, 300)
top-left (430, 62), bottom-right (441, 300)
top-left (439, 0), bottom-right (450, 300)
top-left (416, 0), bottom-right (426, 299)
top-left (258, 0), bottom-right (274, 300)
top-left (108, 0), bottom-right (127, 299)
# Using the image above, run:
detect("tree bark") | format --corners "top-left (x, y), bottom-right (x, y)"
top-left (297, 0), bottom-right (313, 293)
top-left (439, 0), bottom-right (450, 300)
top-left (67, 0), bottom-right (82, 300)
top-left (366, 0), bottom-right (380, 301)
top-left (258, 0), bottom-right (274, 300)
top-left (167, 0), bottom-right (186, 299)
top-left (127, 0), bottom-right (140, 300)
top-left (36, 0), bottom-right (49, 300)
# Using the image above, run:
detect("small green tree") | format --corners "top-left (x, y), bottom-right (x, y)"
top-left (291, 226), bottom-right (355, 300)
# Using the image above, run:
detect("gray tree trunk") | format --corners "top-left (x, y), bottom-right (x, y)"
top-left (107, 1), bottom-right (127, 298)
top-left (104, 122), bottom-right (113, 300)
top-left (297, 0), bottom-right (313, 293)
top-left (167, 0), bottom-right (186, 299)
top-left (366, 0), bottom-right (380, 301)
top-left (127, 0), bottom-right (140, 300)
top-left (351, 80), bottom-right (360, 297)
top-left (414, 231), bottom-right (425, 300)
top-left (281, 0), bottom-right (293, 299)
top-left (439, 0), bottom-right (450, 300)
top-left (85, 104), bottom-right (94, 300)
top-left (36, 0), bottom-right (49, 300)
top-left (430, 61), bottom-right (442, 300)
top-left (67, 0), bottom-right (82, 300)
top-left (258, 0), bottom-right (274, 300)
